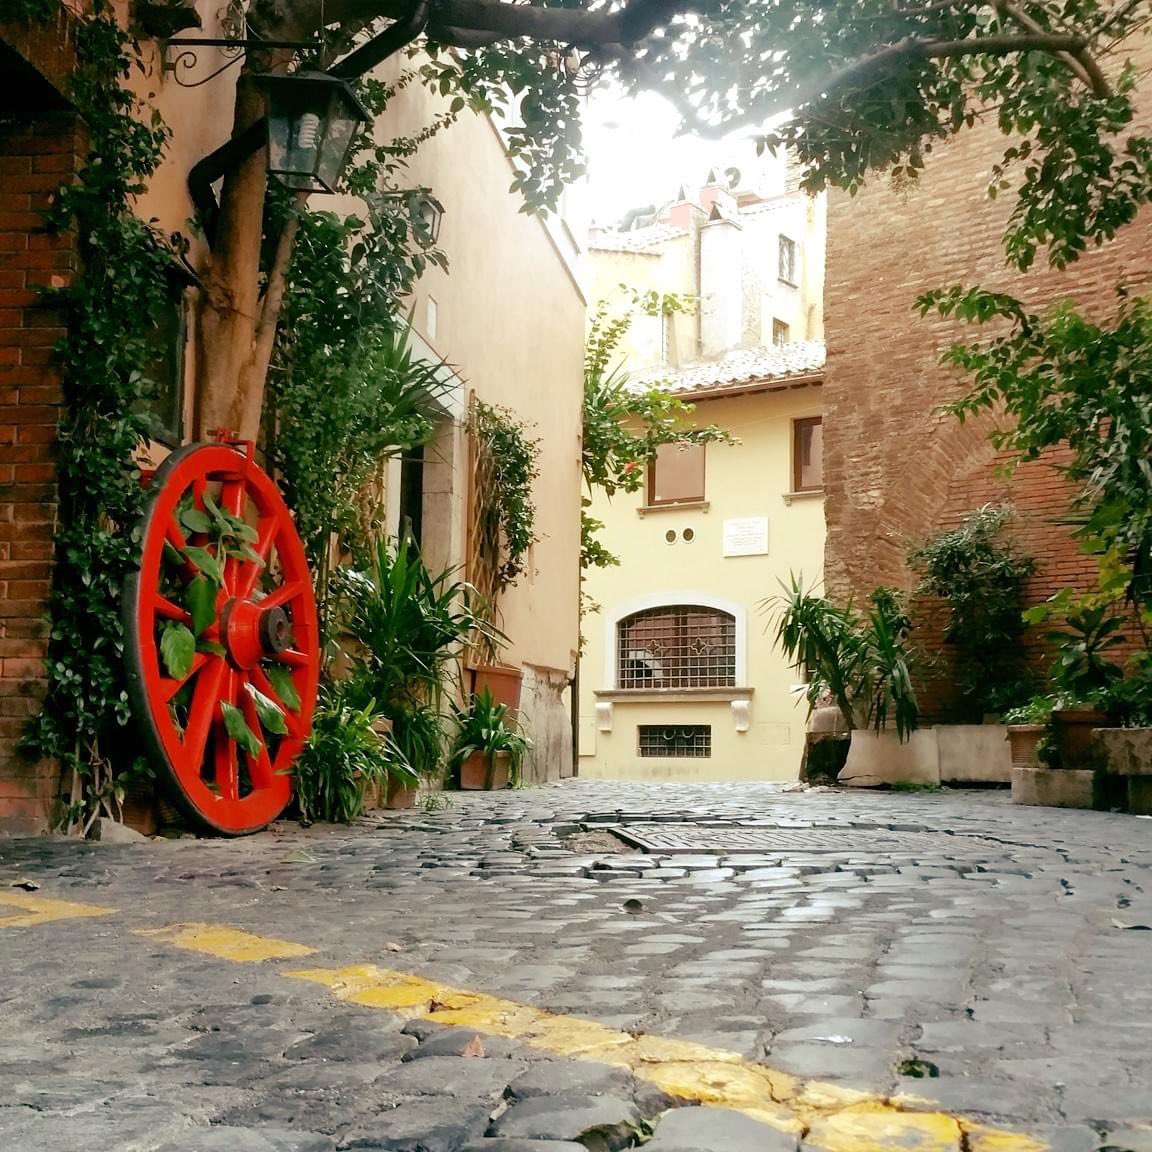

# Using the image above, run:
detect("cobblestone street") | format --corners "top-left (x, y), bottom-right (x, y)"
top-left (1, 780), bottom-right (1150, 1152)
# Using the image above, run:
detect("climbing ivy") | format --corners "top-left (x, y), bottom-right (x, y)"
top-left (19, 1), bottom-right (174, 832)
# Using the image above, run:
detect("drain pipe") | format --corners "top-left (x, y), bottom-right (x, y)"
top-left (328, 0), bottom-right (432, 79)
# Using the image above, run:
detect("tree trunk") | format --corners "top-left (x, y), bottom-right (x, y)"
top-left (194, 75), bottom-right (272, 443)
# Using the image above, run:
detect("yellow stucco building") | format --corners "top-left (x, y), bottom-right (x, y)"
top-left (578, 156), bottom-right (826, 781)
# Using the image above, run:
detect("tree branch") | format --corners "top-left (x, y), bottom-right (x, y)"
top-left (257, 0), bottom-right (698, 48)
top-left (995, 0), bottom-right (1109, 97)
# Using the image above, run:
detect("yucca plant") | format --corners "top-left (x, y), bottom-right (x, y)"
top-left (764, 575), bottom-right (920, 742)
top-left (337, 535), bottom-right (505, 714)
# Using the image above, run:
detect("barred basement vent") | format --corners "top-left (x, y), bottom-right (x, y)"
top-left (638, 724), bottom-right (712, 758)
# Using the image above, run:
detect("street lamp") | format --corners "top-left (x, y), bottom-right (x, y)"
top-left (376, 189), bottom-right (445, 245)
top-left (256, 71), bottom-right (372, 193)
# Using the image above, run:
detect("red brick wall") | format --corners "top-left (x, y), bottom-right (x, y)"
top-left (823, 66), bottom-right (1152, 717)
top-left (0, 108), bottom-right (84, 833)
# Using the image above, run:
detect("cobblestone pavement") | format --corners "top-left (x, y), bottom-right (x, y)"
top-left (1, 780), bottom-right (1151, 1152)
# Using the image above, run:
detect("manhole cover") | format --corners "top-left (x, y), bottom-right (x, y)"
top-left (611, 825), bottom-right (966, 854)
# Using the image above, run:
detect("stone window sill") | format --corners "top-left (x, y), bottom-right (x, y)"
top-left (782, 489), bottom-right (824, 506)
top-left (637, 501), bottom-right (710, 517)
top-left (594, 687), bottom-right (753, 704)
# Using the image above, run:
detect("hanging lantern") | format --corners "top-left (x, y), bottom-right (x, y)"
top-left (256, 71), bottom-right (372, 193)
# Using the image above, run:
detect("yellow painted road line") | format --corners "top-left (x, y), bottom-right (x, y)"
top-left (136, 922), bottom-right (316, 963)
top-left (285, 963), bottom-right (1047, 1152)
top-left (0, 891), bottom-right (116, 927)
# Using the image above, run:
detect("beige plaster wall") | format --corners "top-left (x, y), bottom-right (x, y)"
top-left (375, 60), bottom-right (585, 690)
top-left (578, 386), bottom-right (825, 781)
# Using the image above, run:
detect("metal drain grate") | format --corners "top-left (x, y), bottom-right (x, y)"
top-left (611, 824), bottom-right (969, 854)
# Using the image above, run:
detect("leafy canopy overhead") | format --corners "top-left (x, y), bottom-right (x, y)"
top-left (256, 0), bottom-right (1152, 262)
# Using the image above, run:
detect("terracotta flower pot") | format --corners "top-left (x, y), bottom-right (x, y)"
top-left (471, 665), bottom-right (522, 712)
top-left (385, 776), bottom-right (417, 809)
top-left (1006, 724), bottom-right (1045, 770)
top-left (459, 750), bottom-right (510, 790)
top-left (1051, 707), bottom-right (1110, 769)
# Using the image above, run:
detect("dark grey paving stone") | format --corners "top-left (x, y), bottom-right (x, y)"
top-left (645, 1106), bottom-right (798, 1152)
top-left (507, 1061), bottom-right (636, 1100)
top-left (154, 1127), bottom-right (336, 1152)
top-left (457, 1143), bottom-right (589, 1151)
top-left (342, 1101), bottom-right (494, 1150)
top-left (378, 1055), bottom-right (527, 1099)
top-left (1101, 1128), bottom-right (1152, 1152)
top-left (488, 1094), bottom-right (642, 1149)
top-left (285, 1025), bottom-right (418, 1063)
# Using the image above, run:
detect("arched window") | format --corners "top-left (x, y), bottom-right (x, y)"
top-left (616, 605), bottom-right (736, 689)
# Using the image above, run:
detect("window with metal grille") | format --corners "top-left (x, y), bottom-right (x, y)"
top-left (617, 605), bottom-right (736, 689)
top-left (638, 724), bottom-right (712, 758)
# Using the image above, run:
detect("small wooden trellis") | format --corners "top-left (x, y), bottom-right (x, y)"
top-left (465, 394), bottom-right (502, 666)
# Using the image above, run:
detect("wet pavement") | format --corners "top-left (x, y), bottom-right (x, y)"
top-left (0, 780), bottom-right (1150, 1151)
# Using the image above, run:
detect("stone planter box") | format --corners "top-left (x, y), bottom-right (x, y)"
top-left (1011, 765), bottom-right (1097, 809)
top-left (838, 729), bottom-right (940, 787)
top-left (1089, 727), bottom-right (1152, 815)
top-left (935, 724), bottom-right (1012, 784)
top-left (838, 724), bottom-right (1013, 788)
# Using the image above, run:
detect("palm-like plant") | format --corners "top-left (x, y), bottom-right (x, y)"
top-left (764, 575), bottom-right (920, 742)
top-left (337, 535), bottom-right (505, 714)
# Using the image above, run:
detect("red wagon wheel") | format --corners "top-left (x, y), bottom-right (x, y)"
top-left (123, 441), bottom-right (319, 835)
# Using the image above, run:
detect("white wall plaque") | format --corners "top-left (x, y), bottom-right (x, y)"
top-left (722, 517), bottom-right (769, 557)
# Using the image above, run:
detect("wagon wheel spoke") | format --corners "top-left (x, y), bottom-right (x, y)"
top-left (159, 651), bottom-right (210, 703)
top-left (239, 681), bottom-right (275, 790)
top-left (235, 517), bottom-right (278, 602)
top-left (214, 669), bottom-right (240, 801)
top-left (151, 593), bottom-right (191, 624)
top-left (260, 580), bottom-right (308, 611)
top-left (272, 647), bottom-right (310, 668)
top-left (181, 655), bottom-right (226, 770)
top-left (166, 520), bottom-right (188, 553)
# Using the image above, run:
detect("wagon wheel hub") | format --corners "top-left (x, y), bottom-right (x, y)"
top-left (222, 599), bottom-right (293, 669)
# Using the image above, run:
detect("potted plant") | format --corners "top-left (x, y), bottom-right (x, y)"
top-left (1044, 604), bottom-right (1127, 767)
top-left (448, 687), bottom-right (531, 790)
top-left (383, 705), bottom-right (442, 808)
top-left (764, 578), bottom-right (922, 785)
top-left (1001, 696), bottom-right (1055, 769)
top-left (292, 688), bottom-right (393, 824)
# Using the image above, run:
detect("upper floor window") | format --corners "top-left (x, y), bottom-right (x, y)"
top-left (617, 605), bottom-right (736, 689)
top-left (778, 235), bottom-right (797, 285)
top-left (793, 416), bottom-right (823, 493)
top-left (648, 442), bottom-right (705, 506)
top-left (772, 318), bottom-right (790, 346)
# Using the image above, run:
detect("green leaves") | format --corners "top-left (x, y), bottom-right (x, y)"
top-left (185, 575), bottom-right (218, 637)
top-left (183, 545), bottom-right (225, 586)
top-left (267, 665), bottom-right (302, 712)
top-left (244, 682), bottom-right (289, 736)
top-left (220, 700), bottom-right (261, 758)
top-left (160, 623), bottom-right (196, 680)
top-left (466, 400), bottom-right (541, 589)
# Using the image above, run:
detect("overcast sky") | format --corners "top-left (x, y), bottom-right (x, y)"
top-left (582, 89), bottom-right (724, 224)
top-left (581, 87), bottom-right (777, 226)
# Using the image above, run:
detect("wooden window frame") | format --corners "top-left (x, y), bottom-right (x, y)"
top-left (792, 415), bottom-right (823, 494)
top-left (646, 441), bottom-right (707, 507)
top-left (772, 318), bottom-right (790, 347)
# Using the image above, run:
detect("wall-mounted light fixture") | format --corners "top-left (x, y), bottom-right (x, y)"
top-left (256, 71), bottom-right (371, 193)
